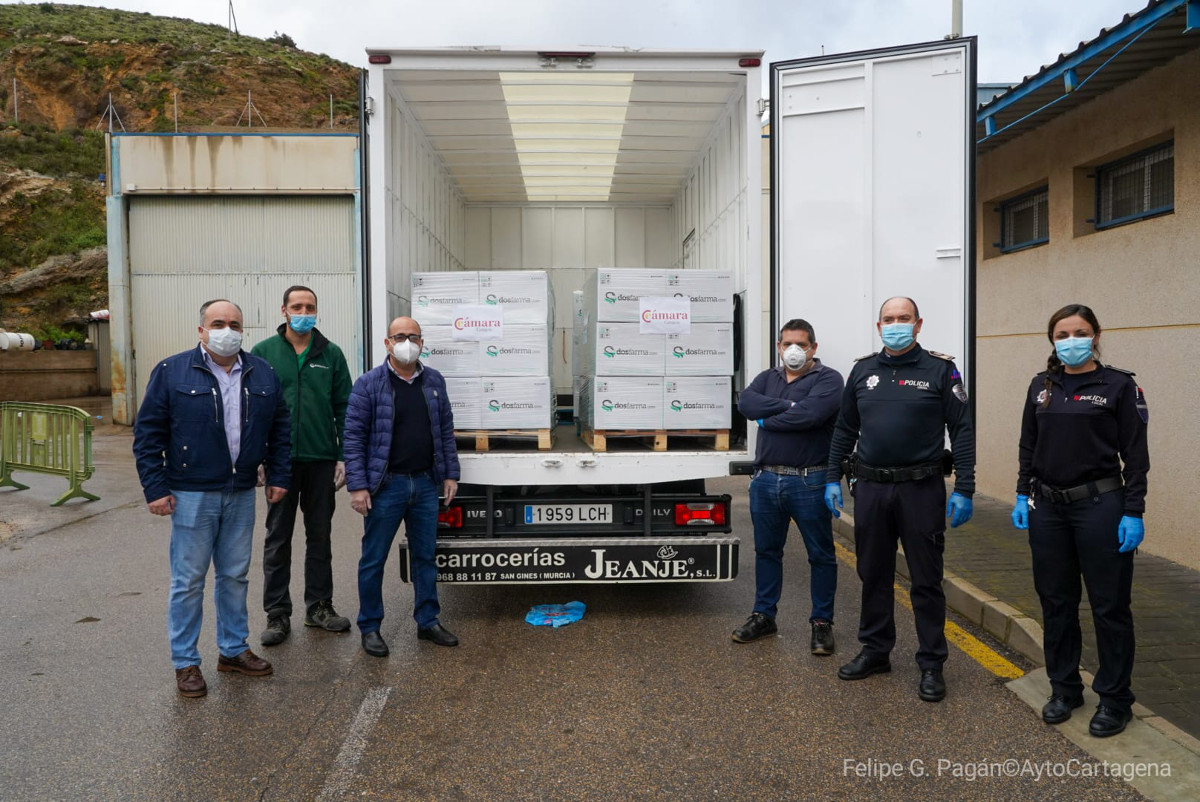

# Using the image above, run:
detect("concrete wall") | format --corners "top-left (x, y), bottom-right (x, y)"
top-left (976, 47), bottom-right (1200, 569)
top-left (0, 350), bottom-right (100, 401)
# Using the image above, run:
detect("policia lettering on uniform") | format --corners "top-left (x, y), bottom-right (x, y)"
top-left (825, 296), bottom-right (975, 704)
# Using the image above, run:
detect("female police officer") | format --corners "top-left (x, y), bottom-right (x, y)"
top-left (1011, 303), bottom-right (1149, 738)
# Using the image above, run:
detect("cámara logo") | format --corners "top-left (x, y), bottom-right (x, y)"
top-left (642, 308), bottom-right (689, 323)
top-left (454, 316), bottom-right (501, 331)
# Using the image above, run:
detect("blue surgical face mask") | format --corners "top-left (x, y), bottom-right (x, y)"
top-left (288, 314), bottom-right (317, 334)
top-left (880, 322), bottom-right (915, 351)
top-left (1055, 336), bottom-right (1094, 367)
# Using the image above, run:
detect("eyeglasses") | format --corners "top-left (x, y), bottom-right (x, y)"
top-left (387, 333), bottom-right (423, 343)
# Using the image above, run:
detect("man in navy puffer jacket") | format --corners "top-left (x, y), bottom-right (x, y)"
top-left (344, 316), bottom-right (461, 657)
top-left (133, 299), bottom-right (292, 698)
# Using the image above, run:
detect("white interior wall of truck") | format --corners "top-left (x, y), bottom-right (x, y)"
top-left (369, 53), bottom-right (760, 402)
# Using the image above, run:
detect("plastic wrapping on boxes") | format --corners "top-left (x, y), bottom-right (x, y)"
top-left (663, 377), bottom-right (732, 430)
top-left (585, 269), bottom-right (668, 322)
top-left (665, 324), bottom-right (735, 376)
top-left (480, 377), bottom-right (553, 429)
top-left (479, 325), bottom-right (551, 376)
top-left (580, 322), bottom-right (665, 376)
top-left (579, 376), bottom-right (664, 430)
top-left (572, 290), bottom-right (584, 417)
top-left (419, 326), bottom-right (481, 376)
top-left (444, 378), bottom-right (482, 429)
top-left (411, 273), bottom-right (480, 325)
top-left (666, 270), bottom-right (734, 322)
top-left (479, 271), bottom-right (552, 324)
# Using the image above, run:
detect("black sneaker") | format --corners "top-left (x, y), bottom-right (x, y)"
top-left (732, 612), bottom-right (778, 643)
top-left (305, 600), bottom-right (351, 632)
top-left (810, 620), bottom-right (835, 655)
top-left (260, 613), bottom-right (290, 646)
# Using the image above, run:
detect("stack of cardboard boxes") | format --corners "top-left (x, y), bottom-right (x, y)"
top-left (411, 271), bottom-right (554, 430)
top-left (577, 269), bottom-right (734, 432)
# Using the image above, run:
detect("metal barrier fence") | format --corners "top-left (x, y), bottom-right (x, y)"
top-left (0, 401), bottom-right (100, 506)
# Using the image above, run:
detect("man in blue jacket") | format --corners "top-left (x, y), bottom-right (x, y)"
top-left (344, 316), bottom-right (461, 657)
top-left (732, 319), bottom-right (844, 654)
top-left (133, 299), bottom-right (292, 698)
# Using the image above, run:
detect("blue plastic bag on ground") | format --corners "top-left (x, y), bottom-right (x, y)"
top-left (525, 601), bottom-right (586, 628)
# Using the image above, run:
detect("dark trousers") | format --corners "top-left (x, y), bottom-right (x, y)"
top-left (262, 460), bottom-right (336, 616)
top-left (853, 475), bottom-right (948, 669)
top-left (1029, 488), bottom-right (1135, 713)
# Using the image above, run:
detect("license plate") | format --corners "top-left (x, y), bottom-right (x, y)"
top-left (524, 504), bottom-right (613, 525)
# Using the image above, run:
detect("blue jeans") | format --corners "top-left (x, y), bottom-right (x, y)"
top-left (168, 489), bottom-right (257, 669)
top-left (357, 472), bottom-right (441, 633)
top-left (749, 469), bottom-right (837, 622)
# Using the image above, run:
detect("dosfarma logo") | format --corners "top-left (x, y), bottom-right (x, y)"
top-left (601, 400), bottom-right (614, 411)
top-left (488, 399), bottom-right (501, 411)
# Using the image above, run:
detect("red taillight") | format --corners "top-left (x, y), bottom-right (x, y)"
top-left (738, 58), bottom-right (761, 68)
top-left (368, 54), bottom-right (392, 65)
top-left (675, 502), bottom-right (727, 526)
top-left (438, 506), bottom-right (463, 528)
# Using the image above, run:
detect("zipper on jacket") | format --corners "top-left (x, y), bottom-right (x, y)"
top-left (210, 388), bottom-right (219, 422)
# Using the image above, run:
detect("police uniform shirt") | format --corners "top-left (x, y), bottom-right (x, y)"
top-left (828, 343), bottom-right (975, 495)
top-left (1017, 364), bottom-right (1149, 516)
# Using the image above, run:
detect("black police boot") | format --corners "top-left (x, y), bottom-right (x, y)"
top-left (837, 650), bottom-right (891, 680)
top-left (918, 669), bottom-right (946, 702)
top-left (732, 612), bottom-right (778, 643)
top-left (1088, 705), bottom-right (1132, 738)
top-left (1042, 694), bottom-right (1084, 725)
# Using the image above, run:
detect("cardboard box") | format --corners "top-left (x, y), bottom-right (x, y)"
top-left (586, 268), bottom-right (668, 322)
top-left (580, 376), bottom-right (664, 430)
top-left (444, 377), bottom-right (481, 429)
top-left (411, 273), bottom-right (480, 325)
top-left (480, 377), bottom-right (553, 429)
top-left (478, 271), bottom-right (552, 324)
top-left (580, 322), bottom-right (665, 376)
top-left (419, 325), bottom-right (480, 376)
top-left (664, 324), bottom-right (734, 376)
top-left (665, 270), bottom-right (734, 322)
top-left (663, 376), bottom-right (732, 430)
top-left (479, 324), bottom-right (551, 376)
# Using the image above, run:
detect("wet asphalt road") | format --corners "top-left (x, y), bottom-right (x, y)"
top-left (0, 433), bottom-right (1144, 800)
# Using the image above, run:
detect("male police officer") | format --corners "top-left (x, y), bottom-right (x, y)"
top-left (825, 297), bottom-right (975, 702)
top-left (253, 285), bottom-right (353, 645)
top-left (733, 319), bottom-right (844, 653)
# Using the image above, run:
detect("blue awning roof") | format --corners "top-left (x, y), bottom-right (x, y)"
top-left (976, 0), bottom-right (1199, 153)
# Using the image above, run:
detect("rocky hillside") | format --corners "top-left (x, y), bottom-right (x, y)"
top-left (0, 3), bottom-right (360, 338)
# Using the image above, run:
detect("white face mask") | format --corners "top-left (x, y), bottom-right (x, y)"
top-left (204, 327), bottom-right (242, 357)
top-left (782, 344), bottom-right (807, 370)
top-left (391, 340), bottom-right (421, 364)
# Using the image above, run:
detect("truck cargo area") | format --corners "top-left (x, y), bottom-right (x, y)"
top-left (365, 49), bottom-right (763, 486)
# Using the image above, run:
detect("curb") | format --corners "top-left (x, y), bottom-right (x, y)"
top-left (833, 512), bottom-right (1200, 760)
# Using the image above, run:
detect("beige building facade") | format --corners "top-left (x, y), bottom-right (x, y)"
top-left (976, 45), bottom-right (1199, 568)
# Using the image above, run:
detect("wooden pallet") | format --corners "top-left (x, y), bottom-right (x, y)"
top-left (454, 428), bottom-right (554, 451)
top-left (581, 428), bottom-right (729, 453)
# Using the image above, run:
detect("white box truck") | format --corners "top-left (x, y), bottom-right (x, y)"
top-left (362, 41), bottom-right (976, 584)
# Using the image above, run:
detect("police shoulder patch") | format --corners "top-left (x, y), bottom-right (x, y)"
top-left (927, 350), bottom-right (956, 362)
top-left (854, 352), bottom-right (879, 362)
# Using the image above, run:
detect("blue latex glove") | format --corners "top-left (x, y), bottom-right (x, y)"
top-left (824, 483), bottom-right (843, 518)
top-left (756, 419), bottom-right (764, 427)
top-left (1011, 494), bottom-right (1029, 530)
top-left (1118, 516), bottom-right (1144, 552)
top-left (946, 492), bottom-right (973, 528)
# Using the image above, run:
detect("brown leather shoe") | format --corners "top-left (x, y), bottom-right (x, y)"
top-left (217, 649), bottom-right (273, 676)
top-left (175, 665), bottom-right (207, 697)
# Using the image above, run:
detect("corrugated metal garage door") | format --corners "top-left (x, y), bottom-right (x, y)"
top-left (128, 196), bottom-right (359, 404)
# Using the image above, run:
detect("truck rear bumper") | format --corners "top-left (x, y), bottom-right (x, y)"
top-left (398, 536), bottom-right (739, 584)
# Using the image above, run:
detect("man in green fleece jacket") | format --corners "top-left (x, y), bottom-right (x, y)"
top-left (252, 285), bottom-right (353, 645)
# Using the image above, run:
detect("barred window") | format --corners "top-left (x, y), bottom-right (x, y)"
top-left (1096, 142), bottom-right (1174, 228)
top-left (1000, 187), bottom-right (1049, 252)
